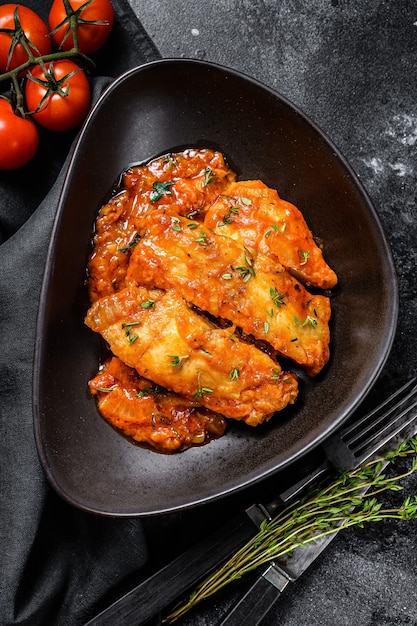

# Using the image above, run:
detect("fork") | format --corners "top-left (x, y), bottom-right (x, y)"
top-left (262, 375), bottom-right (417, 516)
top-left (84, 376), bottom-right (417, 626)
top-left (217, 376), bottom-right (417, 626)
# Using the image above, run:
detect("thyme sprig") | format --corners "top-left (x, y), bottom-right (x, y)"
top-left (165, 436), bottom-right (417, 622)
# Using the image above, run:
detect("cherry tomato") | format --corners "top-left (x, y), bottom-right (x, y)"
top-left (48, 0), bottom-right (114, 55)
top-left (0, 98), bottom-right (39, 170)
top-left (25, 59), bottom-right (91, 132)
top-left (0, 4), bottom-right (51, 74)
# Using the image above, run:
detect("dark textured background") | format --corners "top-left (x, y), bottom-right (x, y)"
top-left (128, 2), bottom-right (417, 625)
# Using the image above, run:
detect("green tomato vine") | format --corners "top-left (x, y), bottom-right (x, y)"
top-left (0, 1), bottom-right (99, 117)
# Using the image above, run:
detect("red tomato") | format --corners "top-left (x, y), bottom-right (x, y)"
top-left (0, 98), bottom-right (39, 170)
top-left (25, 60), bottom-right (91, 132)
top-left (48, 0), bottom-right (114, 55)
top-left (0, 4), bottom-right (51, 73)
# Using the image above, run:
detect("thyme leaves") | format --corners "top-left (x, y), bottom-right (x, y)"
top-left (235, 248), bottom-right (256, 282)
top-left (270, 286), bottom-right (286, 308)
top-left (219, 205), bottom-right (239, 226)
top-left (121, 320), bottom-right (141, 344)
top-left (202, 167), bottom-right (217, 187)
top-left (166, 436), bottom-right (417, 622)
top-left (194, 371), bottom-right (214, 398)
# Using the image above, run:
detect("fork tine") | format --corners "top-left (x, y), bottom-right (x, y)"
top-left (351, 395), bottom-right (417, 462)
top-left (276, 378), bottom-right (417, 505)
top-left (217, 378), bottom-right (417, 626)
top-left (324, 377), bottom-right (417, 470)
top-left (339, 377), bottom-right (417, 442)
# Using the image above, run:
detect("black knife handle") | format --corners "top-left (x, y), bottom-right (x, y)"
top-left (84, 511), bottom-right (257, 626)
top-left (217, 563), bottom-right (289, 626)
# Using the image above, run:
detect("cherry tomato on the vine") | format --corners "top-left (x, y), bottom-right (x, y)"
top-left (0, 98), bottom-right (39, 170)
top-left (48, 0), bottom-right (114, 55)
top-left (0, 4), bottom-right (51, 74)
top-left (25, 59), bottom-right (91, 132)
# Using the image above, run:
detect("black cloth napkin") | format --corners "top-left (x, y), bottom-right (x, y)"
top-left (0, 3), bottom-right (160, 624)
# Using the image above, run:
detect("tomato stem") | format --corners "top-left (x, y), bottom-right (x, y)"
top-left (0, 49), bottom-right (94, 83)
top-left (0, 3), bottom-right (96, 116)
top-left (10, 72), bottom-right (25, 117)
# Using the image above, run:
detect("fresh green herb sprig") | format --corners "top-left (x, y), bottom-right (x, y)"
top-left (165, 436), bottom-right (417, 622)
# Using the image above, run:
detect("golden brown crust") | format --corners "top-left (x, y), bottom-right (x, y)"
top-left (85, 286), bottom-right (299, 426)
top-left (204, 180), bottom-right (337, 289)
top-left (85, 148), bottom-right (337, 451)
top-left (87, 148), bottom-right (235, 303)
top-left (126, 210), bottom-right (331, 376)
top-left (89, 357), bottom-right (227, 452)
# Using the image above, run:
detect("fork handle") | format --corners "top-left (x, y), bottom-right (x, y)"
top-left (217, 563), bottom-right (290, 626)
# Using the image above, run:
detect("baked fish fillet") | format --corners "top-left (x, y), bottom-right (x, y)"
top-left (85, 286), bottom-right (298, 426)
top-left (89, 357), bottom-right (227, 452)
top-left (126, 211), bottom-right (331, 376)
top-left (87, 148), bottom-right (235, 303)
top-left (204, 179), bottom-right (337, 290)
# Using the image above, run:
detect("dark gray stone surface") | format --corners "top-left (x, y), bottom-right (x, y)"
top-left (128, 2), bottom-right (417, 625)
